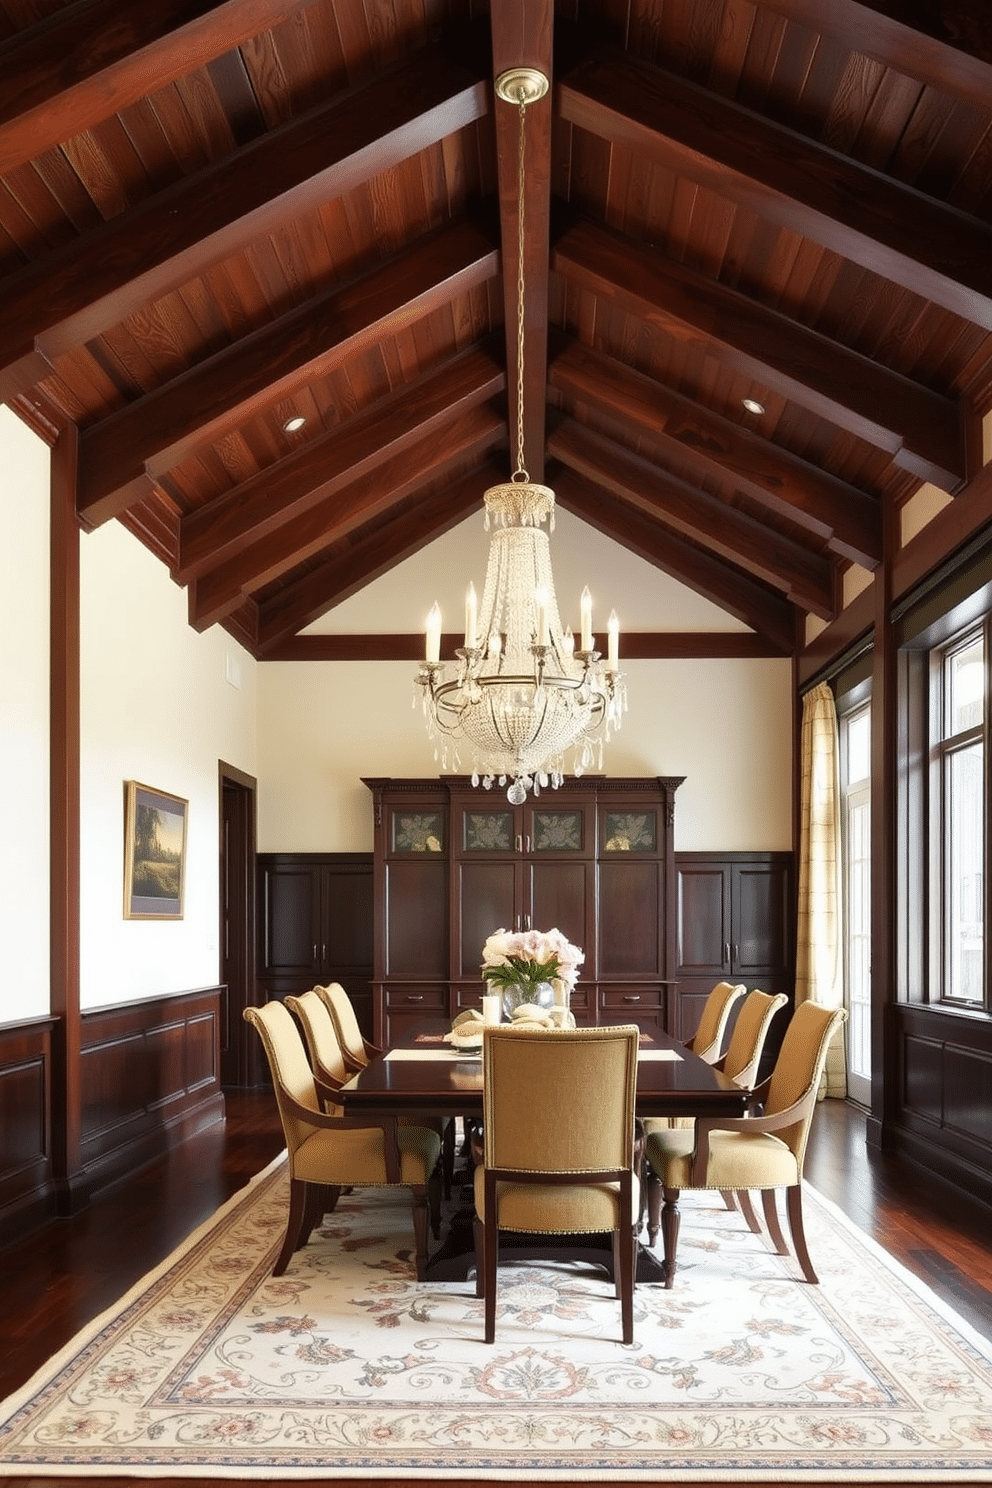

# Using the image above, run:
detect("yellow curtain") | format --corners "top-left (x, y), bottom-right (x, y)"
top-left (795, 681), bottom-right (847, 1097)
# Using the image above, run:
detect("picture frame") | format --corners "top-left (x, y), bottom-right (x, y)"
top-left (123, 781), bottom-right (188, 920)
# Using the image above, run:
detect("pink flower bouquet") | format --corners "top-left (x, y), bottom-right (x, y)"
top-left (480, 926), bottom-right (583, 997)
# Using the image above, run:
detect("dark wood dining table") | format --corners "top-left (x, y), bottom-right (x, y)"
top-left (338, 1021), bottom-right (750, 1282)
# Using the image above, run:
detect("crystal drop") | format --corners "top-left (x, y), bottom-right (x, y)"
top-left (507, 780), bottom-right (526, 805)
top-left (471, 771), bottom-right (480, 787)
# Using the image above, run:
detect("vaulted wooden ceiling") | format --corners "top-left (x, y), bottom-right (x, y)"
top-left (3, 0), bottom-right (992, 660)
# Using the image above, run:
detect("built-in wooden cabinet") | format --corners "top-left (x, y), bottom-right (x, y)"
top-left (675, 852), bottom-right (795, 1050)
top-left (365, 777), bottom-right (683, 1047)
top-left (256, 852), bottom-right (374, 1039)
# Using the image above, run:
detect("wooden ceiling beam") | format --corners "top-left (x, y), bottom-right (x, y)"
top-left (178, 340), bottom-right (505, 579)
top-left (548, 417), bottom-right (836, 619)
top-left (0, 44), bottom-right (487, 405)
top-left (489, 0), bottom-right (554, 483)
top-left (550, 338), bottom-right (882, 568)
top-left (75, 216), bottom-right (500, 529)
top-left (553, 467), bottom-right (797, 654)
top-left (0, 0), bottom-right (327, 176)
top-left (756, 0), bottom-right (992, 111)
top-left (255, 461), bottom-right (503, 651)
top-left (188, 404), bottom-right (506, 629)
top-left (553, 216), bottom-right (965, 493)
top-left (264, 631), bottom-right (785, 662)
top-left (558, 45), bottom-right (992, 331)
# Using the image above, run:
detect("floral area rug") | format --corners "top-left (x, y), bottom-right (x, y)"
top-left (1, 1152), bottom-right (991, 1481)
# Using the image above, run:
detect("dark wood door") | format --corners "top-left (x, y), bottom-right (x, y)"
top-left (220, 765), bottom-right (258, 1088)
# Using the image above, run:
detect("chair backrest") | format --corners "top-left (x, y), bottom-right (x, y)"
top-left (316, 982), bottom-right (367, 1066)
top-left (243, 1000), bottom-right (323, 1157)
top-left (722, 989), bottom-right (788, 1088)
top-left (482, 1025), bottom-right (639, 1175)
top-left (764, 1001), bottom-right (848, 1162)
top-left (285, 989), bottom-right (350, 1111)
top-left (691, 980), bottom-right (747, 1059)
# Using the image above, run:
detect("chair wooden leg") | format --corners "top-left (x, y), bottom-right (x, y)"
top-left (428, 1160), bottom-right (442, 1240)
top-left (484, 1223), bottom-right (498, 1342)
top-left (737, 1189), bottom-right (763, 1234)
top-left (295, 1181), bottom-right (325, 1251)
top-left (409, 1184), bottom-right (430, 1281)
top-left (646, 1166), bottom-right (662, 1246)
top-left (721, 1189), bottom-right (736, 1211)
top-left (473, 1216), bottom-right (485, 1298)
top-left (442, 1120), bottom-right (456, 1200)
top-left (661, 1186), bottom-right (681, 1289)
top-left (273, 1178), bottom-right (309, 1276)
top-left (616, 1226), bottom-right (635, 1344)
top-left (786, 1185), bottom-right (819, 1283)
top-left (761, 1188), bottom-right (789, 1255)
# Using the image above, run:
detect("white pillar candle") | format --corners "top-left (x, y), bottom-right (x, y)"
top-left (482, 994), bottom-right (501, 1025)
top-left (534, 587), bottom-right (549, 646)
top-left (580, 586), bottom-right (593, 651)
top-left (607, 609), bottom-right (619, 670)
top-left (426, 602), bottom-right (441, 664)
top-left (464, 582), bottom-right (477, 649)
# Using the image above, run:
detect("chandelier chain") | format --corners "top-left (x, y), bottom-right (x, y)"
top-left (513, 95), bottom-right (527, 483)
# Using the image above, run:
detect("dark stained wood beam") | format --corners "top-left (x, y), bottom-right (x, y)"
top-left (0, 44), bottom-right (487, 403)
top-left (550, 338), bottom-right (882, 568)
top-left (490, 0), bottom-right (553, 482)
top-left (558, 45), bottom-right (992, 331)
top-left (263, 630), bottom-right (785, 661)
top-left (552, 466), bottom-right (798, 654)
top-left (76, 216), bottom-right (500, 528)
top-left (188, 404), bottom-right (506, 629)
top-left (548, 417), bottom-right (836, 619)
top-left (178, 340), bottom-right (505, 579)
top-left (0, 0), bottom-right (326, 175)
top-left (758, 0), bottom-right (992, 111)
top-left (255, 461), bottom-right (503, 651)
top-left (552, 215), bottom-right (965, 493)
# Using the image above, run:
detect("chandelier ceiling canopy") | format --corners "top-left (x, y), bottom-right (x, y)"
top-left (416, 67), bottom-right (627, 805)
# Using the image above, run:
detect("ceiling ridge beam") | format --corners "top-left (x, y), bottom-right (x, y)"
top-left (75, 215), bottom-right (500, 528)
top-left (0, 0), bottom-right (328, 176)
top-left (0, 42), bottom-right (487, 404)
top-left (178, 338), bottom-right (506, 579)
top-left (188, 403), bottom-right (506, 630)
top-left (558, 44), bottom-right (992, 331)
top-left (255, 460), bottom-right (505, 651)
top-left (552, 214), bottom-right (965, 493)
top-left (261, 631), bottom-right (784, 662)
top-left (553, 466), bottom-right (797, 654)
top-left (550, 337), bottom-right (881, 568)
top-left (548, 416), bottom-right (835, 618)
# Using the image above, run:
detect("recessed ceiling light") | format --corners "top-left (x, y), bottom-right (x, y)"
top-left (742, 398), bottom-right (766, 415)
top-left (283, 415), bottom-right (306, 432)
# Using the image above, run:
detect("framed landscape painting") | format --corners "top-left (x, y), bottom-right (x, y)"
top-left (124, 781), bottom-right (188, 919)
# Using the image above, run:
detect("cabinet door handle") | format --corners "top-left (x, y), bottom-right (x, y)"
top-left (515, 834), bottom-right (522, 852)
top-left (524, 913), bottom-right (531, 931)
top-left (313, 944), bottom-right (318, 962)
top-left (724, 942), bottom-right (731, 964)
top-left (406, 994), bottom-right (424, 1003)
top-left (525, 835), bottom-right (530, 853)
top-left (623, 994), bottom-right (641, 1002)
top-left (321, 943), bottom-right (327, 964)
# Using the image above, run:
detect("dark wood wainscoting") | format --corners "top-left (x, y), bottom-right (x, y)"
top-left (0, 1018), bottom-right (56, 1248)
top-left (888, 1004), bottom-right (992, 1209)
top-left (78, 988), bottom-right (225, 1199)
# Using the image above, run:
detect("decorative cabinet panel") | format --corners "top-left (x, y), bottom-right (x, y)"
top-left (366, 777), bottom-right (682, 1045)
top-left (675, 852), bottom-right (795, 1052)
top-left (257, 853), bottom-right (374, 1039)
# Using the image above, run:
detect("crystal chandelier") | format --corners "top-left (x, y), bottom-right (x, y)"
top-left (416, 67), bottom-right (627, 806)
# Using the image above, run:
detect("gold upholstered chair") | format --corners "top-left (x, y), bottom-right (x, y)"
top-left (243, 1000), bottom-right (442, 1280)
top-left (473, 1023), bottom-right (641, 1345)
top-left (688, 980), bottom-right (748, 1062)
top-left (644, 1000), bottom-right (847, 1288)
top-left (285, 988), bottom-right (351, 1107)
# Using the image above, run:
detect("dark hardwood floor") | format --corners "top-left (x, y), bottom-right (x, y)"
top-left (2, 1090), bottom-right (990, 1488)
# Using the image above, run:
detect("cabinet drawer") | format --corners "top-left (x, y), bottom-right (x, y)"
top-left (600, 986), bottom-right (665, 1010)
top-left (385, 987), bottom-right (447, 1010)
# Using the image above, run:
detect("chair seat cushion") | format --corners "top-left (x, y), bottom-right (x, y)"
top-left (474, 1166), bottom-right (639, 1233)
top-left (293, 1122), bottom-right (440, 1186)
top-left (645, 1126), bottom-right (799, 1190)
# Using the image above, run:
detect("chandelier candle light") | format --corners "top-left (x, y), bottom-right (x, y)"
top-left (416, 67), bottom-right (627, 805)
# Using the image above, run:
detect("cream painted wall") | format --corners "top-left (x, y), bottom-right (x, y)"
top-left (0, 408), bottom-right (51, 1021)
top-left (79, 521), bottom-right (258, 1008)
top-left (259, 514), bottom-right (793, 852)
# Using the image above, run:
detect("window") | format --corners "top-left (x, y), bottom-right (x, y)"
top-left (932, 629), bottom-right (986, 1006)
top-left (840, 700), bottom-right (871, 1104)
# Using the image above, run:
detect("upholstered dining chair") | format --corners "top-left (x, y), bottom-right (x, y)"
top-left (644, 1000), bottom-right (847, 1288)
top-left (243, 1000), bottom-right (442, 1280)
top-left (689, 980), bottom-right (748, 1062)
top-left (473, 1023), bottom-right (641, 1345)
top-left (316, 980), bottom-right (455, 1197)
top-left (285, 988), bottom-right (352, 1107)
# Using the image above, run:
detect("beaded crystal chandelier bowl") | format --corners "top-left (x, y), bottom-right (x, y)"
top-left (416, 68), bottom-right (627, 805)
